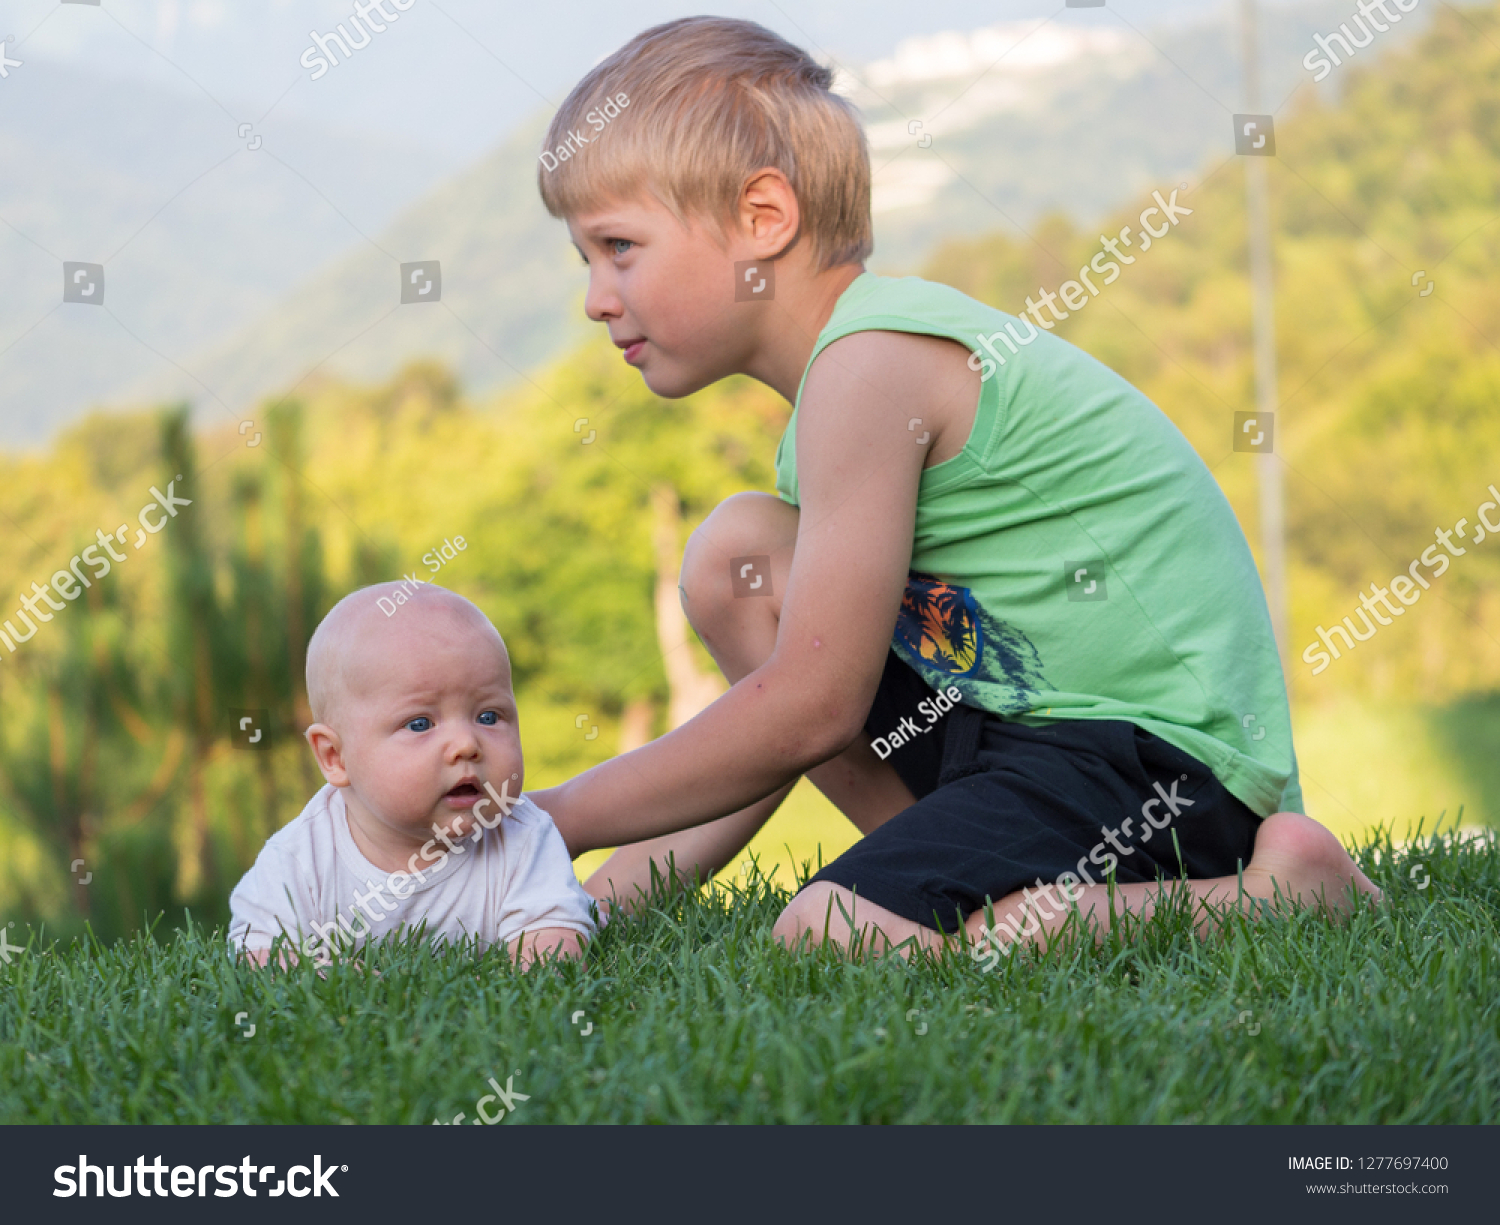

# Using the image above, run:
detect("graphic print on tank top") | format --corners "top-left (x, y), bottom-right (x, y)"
top-left (891, 571), bottom-right (1049, 713)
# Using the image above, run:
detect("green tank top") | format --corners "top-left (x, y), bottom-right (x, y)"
top-left (774, 272), bottom-right (1302, 816)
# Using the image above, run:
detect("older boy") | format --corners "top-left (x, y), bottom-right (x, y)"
top-left (530, 17), bottom-right (1379, 954)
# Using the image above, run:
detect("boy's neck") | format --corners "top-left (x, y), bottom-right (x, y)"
top-left (743, 261), bottom-right (866, 403)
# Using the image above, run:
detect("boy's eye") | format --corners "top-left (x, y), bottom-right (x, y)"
top-left (610, 238), bottom-right (634, 257)
top-left (477, 711), bottom-right (499, 726)
top-left (405, 716), bottom-right (433, 733)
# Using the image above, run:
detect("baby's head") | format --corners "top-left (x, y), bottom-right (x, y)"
top-left (538, 17), bottom-right (871, 398)
top-left (304, 583), bottom-right (522, 853)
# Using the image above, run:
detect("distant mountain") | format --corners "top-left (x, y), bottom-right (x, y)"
top-left (849, 1), bottom-right (1434, 269)
top-left (0, 1), bottom-right (1445, 442)
top-left (0, 61), bottom-right (454, 446)
top-left (121, 111), bottom-right (593, 436)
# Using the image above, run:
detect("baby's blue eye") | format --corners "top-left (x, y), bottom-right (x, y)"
top-left (405, 716), bottom-right (433, 733)
top-left (477, 711), bottom-right (499, 726)
top-left (610, 238), bottom-right (634, 256)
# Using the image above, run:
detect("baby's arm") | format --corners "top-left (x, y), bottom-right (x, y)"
top-left (495, 803), bottom-right (597, 968)
top-left (228, 851), bottom-right (320, 970)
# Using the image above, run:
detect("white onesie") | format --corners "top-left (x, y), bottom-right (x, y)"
top-left (227, 783), bottom-right (595, 961)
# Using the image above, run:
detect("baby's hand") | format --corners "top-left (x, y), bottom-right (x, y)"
top-left (506, 927), bottom-right (588, 969)
top-left (240, 944), bottom-right (303, 971)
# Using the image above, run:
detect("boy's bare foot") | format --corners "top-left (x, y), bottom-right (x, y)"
top-left (1240, 812), bottom-right (1383, 916)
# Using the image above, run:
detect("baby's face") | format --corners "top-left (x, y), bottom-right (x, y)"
top-left (328, 608), bottom-right (523, 853)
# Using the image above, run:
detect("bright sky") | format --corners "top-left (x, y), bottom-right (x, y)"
top-left (10, 0), bottom-right (1244, 161)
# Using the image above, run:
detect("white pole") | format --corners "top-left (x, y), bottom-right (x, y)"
top-left (1239, 0), bottom-right (1289, 677)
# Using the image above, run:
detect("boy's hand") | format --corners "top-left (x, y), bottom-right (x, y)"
top-left (547, 330), bottom-right (976, 854)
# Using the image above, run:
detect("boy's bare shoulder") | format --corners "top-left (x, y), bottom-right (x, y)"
top-left (801, 329), bottom-right (980, 465)
top-left (809, 327), bottom-right (972, 381)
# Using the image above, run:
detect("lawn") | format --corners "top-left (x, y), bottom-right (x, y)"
top-left (0, 824), bottom-right (1495, 1125)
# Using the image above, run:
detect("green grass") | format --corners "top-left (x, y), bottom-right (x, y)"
top-left (1, 824), bottom-right (1496, 1124)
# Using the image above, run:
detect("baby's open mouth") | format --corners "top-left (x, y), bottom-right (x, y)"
top-left (444, 782), bottom-right (481, 799)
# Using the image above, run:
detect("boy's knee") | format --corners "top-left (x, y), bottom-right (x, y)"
top-left (680, 492), bottom-right (796, 628)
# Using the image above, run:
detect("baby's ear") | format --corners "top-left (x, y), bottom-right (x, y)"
top-left (304, 723), bottom-right (350, 786)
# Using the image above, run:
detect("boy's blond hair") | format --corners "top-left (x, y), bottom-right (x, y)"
top-left (538, 16), bottom-right (871, 271)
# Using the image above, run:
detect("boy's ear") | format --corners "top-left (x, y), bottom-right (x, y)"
top-left (738, 167), bottom-right (801, 260)
top-left (305, 723), bottom-right (350, 787)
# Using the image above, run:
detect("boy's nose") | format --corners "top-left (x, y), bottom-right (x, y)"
top-left (584, 274), bottom-right (621, 323)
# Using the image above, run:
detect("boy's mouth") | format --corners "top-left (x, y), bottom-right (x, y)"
top-left (616, 337), bottom-right (646, 365)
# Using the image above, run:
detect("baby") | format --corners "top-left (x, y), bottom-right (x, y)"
top-left (228, 582), bottom-right (596, 967)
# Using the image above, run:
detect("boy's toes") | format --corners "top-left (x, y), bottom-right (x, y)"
top-left (1246, 811), bottom-right (1383, 914)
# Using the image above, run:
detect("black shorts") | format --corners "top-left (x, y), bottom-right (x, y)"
top-left (804, 651), bottom-right (1262, 933)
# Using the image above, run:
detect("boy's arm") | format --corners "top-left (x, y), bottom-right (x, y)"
top-left (542, 330), bottom-right (941, 856)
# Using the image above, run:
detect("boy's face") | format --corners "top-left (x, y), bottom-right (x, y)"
top-left (568, 192), bottom-right (754, 398)
top-left (315, 608), bottom-right (524, 856)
